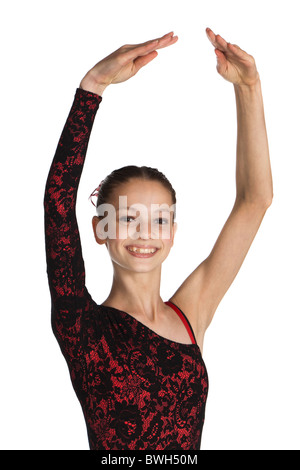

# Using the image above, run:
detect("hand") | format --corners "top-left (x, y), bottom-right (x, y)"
top-left (80, 32), bottom-right (178, 95)
top-left (206, 28), bottom-right (260, 87)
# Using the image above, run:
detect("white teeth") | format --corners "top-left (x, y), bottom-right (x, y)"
top-left (127, 247), bottom-right (157, 254)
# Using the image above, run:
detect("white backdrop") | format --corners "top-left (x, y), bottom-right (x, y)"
top-left (1, 0), bottom-right (299, 450)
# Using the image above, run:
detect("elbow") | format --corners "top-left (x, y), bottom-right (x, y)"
top-left (235, 193), bottom-right (273, 211)
top-left (257, 196), bottom-right (274, 211)
top-left (266, 195), bottom-right (273, 208)
top-left (263, 192), bottom-right (274, 209)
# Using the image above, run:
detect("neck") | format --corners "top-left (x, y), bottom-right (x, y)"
top-left (102, 262), bottom-right (164, 321)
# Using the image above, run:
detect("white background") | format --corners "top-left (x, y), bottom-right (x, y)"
top-left (1, 0), bottom-right (299, 450)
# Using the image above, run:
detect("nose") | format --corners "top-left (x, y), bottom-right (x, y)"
top-left (137, 219), bottom-right (155, 240)
top-left (127, 213), bottom-right (159, 241)
top-left (129, 218), bottom-right (153, 241)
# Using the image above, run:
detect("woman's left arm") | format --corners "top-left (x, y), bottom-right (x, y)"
top-left (208, 28), bottom-right (273, 203)
top-left (169, 29), bottom-right (273, 343)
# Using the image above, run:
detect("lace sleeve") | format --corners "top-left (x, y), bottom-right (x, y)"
top-left (43, 88), bottom-right (102, 355)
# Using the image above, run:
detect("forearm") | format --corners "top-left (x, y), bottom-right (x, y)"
top-left (44, 88), bottom-right (102, 215)
top-left (234, 79), bottom-right (273, 205)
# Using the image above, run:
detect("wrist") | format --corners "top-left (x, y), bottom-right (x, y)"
top-left (234, 74), bottom-right (261, 93)
top-left (234, 76), bottom-right (264, 114)
top-left (79, 73), bottom-right (108, 97)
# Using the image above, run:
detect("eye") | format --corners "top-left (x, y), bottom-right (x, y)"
top-left (154, 217), bottom-right (169, 225)
top-left (119, 216), bottom-right (135, 223)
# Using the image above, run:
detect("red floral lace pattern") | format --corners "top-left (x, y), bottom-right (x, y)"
top-left (44, 89), bottom-right (208, 450)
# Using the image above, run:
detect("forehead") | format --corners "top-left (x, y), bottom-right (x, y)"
top-left (111, 179), bottom-right (173, 206)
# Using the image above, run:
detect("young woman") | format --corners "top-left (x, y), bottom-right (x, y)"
top-left (44, 28), bottom-right (273, 450)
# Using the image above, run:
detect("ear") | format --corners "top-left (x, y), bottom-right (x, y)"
top-left (92, 216), bottom-right (107, 245)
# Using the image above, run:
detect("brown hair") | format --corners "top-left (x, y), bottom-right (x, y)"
top-left (94, 165), bottom-right (176, 222)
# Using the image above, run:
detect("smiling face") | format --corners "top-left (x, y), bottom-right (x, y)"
top-left (92, 178), bottom-right (177, 273)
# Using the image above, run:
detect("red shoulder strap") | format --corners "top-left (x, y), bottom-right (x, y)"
top-left (164, 301), bottom-right (197, 345)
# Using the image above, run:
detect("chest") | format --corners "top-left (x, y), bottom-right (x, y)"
top-left (79, 310), bottom-right (209, 449)
top-left (84, 313), bottom-right (207, 400)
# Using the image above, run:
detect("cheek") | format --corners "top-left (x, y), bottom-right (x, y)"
top-left (158, 223), bottom-right (176, 244)
top-left (163, 239), bottom-right (174, 254)
top-left (105, 240), bottom-right (125, 265)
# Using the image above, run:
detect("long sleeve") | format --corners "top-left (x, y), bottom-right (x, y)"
top-left (44, 88), bottom-right (102, 359)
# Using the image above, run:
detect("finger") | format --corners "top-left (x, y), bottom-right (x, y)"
top-left (215, 49), bottom-right (228, 75)
top-left (132, 31), bottom-right (175, 49)
top-left (206, 28), bottom-right (232, 54)
top-left (227, 43), bottom-right (249, 60)
top-left (133, 50), bottom-right (159, 73)
top-left (207, 28), bottom-right (249, 60)
top-left (214, 34), bottom-right (229, 52)
top-left (133, 34), bottom-right (178, 54)
top-left (206, 27), bottom-right (219, 48)
top-left (126, 32), bottom-right (178, 59)
top-left (209, 31), bottom-right (229, 53)
top-left (155, 34), bottom-right (178, 51)
top-left (151, 36), bottom-right (178, 56)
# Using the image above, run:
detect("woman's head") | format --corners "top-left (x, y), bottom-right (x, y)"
top-left (94, 165), bottom-right (176, 218)
top-left (91, 165), bottom-right (177, 273)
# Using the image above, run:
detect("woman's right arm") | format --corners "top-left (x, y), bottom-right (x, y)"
top-left (44, 32), bottom-right (178, 353)
top-left (44, 31), bottom-right (178, 306)
top-left (44, 89), bottom-right (103, 364)
top-left (43, 88), bottom-right (102, 315)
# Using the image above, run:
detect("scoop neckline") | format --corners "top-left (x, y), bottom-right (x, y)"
top-left (99, 302), bottom-right (201, 351)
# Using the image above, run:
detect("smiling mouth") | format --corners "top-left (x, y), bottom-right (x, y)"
top-left (126, 245), bottom-right (159, 257)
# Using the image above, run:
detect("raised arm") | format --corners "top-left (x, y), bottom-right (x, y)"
top-left (169, 28), bottom-right (273, 349)
top-left (44, 32), bottom-right (178, 352)
top-left (44, 89), bottom-right (102, 313)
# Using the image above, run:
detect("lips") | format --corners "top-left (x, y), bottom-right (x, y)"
top-left (125, 245), bottom-right (160, 258)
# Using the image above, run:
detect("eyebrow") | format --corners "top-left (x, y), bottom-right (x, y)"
top-left (116, 206), bottom-right (172, 212)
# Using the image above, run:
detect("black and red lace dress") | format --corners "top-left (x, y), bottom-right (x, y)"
top-left (43, 88), bottom-right (209, 450)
